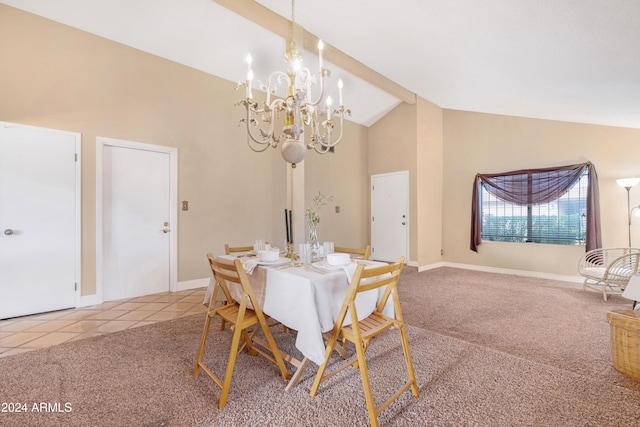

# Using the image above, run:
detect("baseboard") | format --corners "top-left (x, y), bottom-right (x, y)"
top-left (438, 261), bottom-right (583, 287)
top-left (79, 293), bottom-right (102, 308)
top-left (177, 277), bottom-right (209, 291)
top-left (416, 261), bottom-right (446, 272)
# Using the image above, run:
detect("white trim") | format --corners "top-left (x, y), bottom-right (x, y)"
top-left (96, 137), bottom-right (179, 302)
top-left (0, 121), bottom-right (82, 309)
top-left (177, 278), bottom-right (210, 291)
top-left (432, 261), bottom-right (584, 287)
top-left (79, 294), bottom-right (101, 308)
top-left (416, 261), bottom-right (446, 271)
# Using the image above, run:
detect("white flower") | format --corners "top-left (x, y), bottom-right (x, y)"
top-left (305, 191), bottom-right (333, 229)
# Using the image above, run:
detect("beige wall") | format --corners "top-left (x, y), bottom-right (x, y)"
top-left (443, 110), bottom-right (640, 276)
top-left (369, 102), bottom-right (418, 261)
top-left (416, 98), bottom-right (444, 266)
top-left (369, 99), bottom-right (444, 266)
top-left (304, 122), bottom-right (369, 248)
top-left (0, 5), bottom-right (368, 296)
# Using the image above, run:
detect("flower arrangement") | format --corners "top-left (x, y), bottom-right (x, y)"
top-left (305, 191), bottom-right (333, 230)
top-left (305, 191), bottom-right (333, 257)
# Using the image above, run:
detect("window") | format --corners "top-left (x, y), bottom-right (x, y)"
top-left (470, 162), bottom-right (601, 252)
top-left (480, 170), bottom-right (587, 245)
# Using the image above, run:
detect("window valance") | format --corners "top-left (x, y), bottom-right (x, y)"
top-left (470, 162), bottom-right (601, 252)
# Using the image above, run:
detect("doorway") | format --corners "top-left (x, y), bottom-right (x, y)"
top-left (96, 137), bottom-right (177, 302)
top-left (0, 122), bottom-right (80, 319)
top-left (370, 171), bottom-right (409, 262)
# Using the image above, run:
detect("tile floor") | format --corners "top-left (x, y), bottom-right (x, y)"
top-left (0, 287), bottom-right (208, 358)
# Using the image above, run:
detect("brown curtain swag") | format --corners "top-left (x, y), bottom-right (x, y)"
top-left (470, 162), bottom-right (601, 252)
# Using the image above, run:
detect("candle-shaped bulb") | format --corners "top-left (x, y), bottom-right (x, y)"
top-left (247, 69), bottom-right (253, 98)
top-left (318, 39), bottom-right (324, 69)
top-left (326, 96), bottom-right (332, 120)
top-left (338, 79), bottom-right (343, 106)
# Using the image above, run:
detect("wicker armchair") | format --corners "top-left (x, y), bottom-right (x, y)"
top-left (578, 248), bottom-right (640, 300)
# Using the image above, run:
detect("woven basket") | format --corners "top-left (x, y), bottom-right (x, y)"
top-left (606, 310), bottom-right (640, 380)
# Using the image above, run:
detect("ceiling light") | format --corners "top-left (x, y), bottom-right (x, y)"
top-left (236, 0), bottom-right (350, 167)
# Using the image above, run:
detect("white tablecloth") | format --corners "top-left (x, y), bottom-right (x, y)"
top-left (205, 258), bottom-right (393, 365)
top-left (263, 262), bottom-right (393, 365)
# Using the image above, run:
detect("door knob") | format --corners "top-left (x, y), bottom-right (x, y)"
top-left (161, 222), bottom-right (170, 233)
top-left (4, 229), bottom-right (13, 235)
top-left (402, 222), bottom-right (406, 225)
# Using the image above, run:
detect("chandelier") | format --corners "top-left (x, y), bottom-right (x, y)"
top-left (236, 0), bottom-right (350, 167)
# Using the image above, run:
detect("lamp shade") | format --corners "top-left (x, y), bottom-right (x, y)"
top-left (616, 178), bottom-right (640, 188)
top-left (622, 275), bottom-right (640, 301)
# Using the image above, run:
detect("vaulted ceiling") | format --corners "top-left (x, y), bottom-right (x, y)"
top-left (3, 0), bottom-right (640, 129)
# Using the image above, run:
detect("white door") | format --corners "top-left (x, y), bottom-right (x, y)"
top-left (371, 171), bottom-right (409, 262)
top-left (0, 122), bottom-right (79, 319)
top-left (99, 138), bottom-right (176, 301)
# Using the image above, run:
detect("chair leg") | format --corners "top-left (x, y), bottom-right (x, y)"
top-left (193, 312), bottom-right (214, 376)
top-left (354, 340), bottom-right (378, 427)
top-left (218, 321), bottom-right (244, 408)
top-left (239, 328), bottom-right (258, 356)
top-left (309, 332), bottom-right (340, 397)
top-left (259, 320), bottom-right (291, 381)
top-left (398, 325), bottom-right (420, 397)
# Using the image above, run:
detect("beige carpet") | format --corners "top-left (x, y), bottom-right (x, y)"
top-left (0, 267), bottom-right (638, 426)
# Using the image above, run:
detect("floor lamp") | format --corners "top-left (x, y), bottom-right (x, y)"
top-left (617, 178), bottom-right (640, 247)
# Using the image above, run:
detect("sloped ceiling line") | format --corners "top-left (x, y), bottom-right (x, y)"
top-left (212, 0), bottom-right (416, 104)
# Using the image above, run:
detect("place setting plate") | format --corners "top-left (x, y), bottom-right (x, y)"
top-left (257, 257), bottom-right (291, 266)
top-left (312, 260), bottom-right (354, 271)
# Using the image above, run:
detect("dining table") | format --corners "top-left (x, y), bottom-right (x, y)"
top-left (204, 253), bottom-right (394, 390)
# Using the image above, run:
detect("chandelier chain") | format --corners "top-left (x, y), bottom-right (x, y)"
top-left (290, 0), bottom-right (295, 42)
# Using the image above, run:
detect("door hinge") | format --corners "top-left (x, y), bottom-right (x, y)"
top-left (74, 282), bottom-right (78, 291)
top-left (372, 216), bottom-right (375, 222)
top-left (74, 153), bottom-right (78, 162)
top-left (372, 185), bottom-right (375, 191)
top-left (372, 247), bottom-right (375, 253)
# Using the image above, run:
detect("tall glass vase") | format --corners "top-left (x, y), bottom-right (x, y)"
top-left (309, 225), bottom-right (321, 261)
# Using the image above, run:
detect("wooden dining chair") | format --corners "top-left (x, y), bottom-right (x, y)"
top-left (194, 253), bottom-right (289, 408)
top-left (224, 243), bottom-right (254, 255)
top-left (309, 256), bottom-right (418, 427)
top-left (334, 245), bottom-right (371, 260)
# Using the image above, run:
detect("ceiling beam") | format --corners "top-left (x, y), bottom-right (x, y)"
top-left (212, 0), bottom-right (416, 104)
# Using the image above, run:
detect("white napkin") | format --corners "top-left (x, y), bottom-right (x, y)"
top-left (242, 258), bottom-right (260, 274)
top-left (341, 262), bottom-right (358, 283)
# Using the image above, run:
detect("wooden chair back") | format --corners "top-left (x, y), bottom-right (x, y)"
top-left (224, 243), bottom-right (255, 255)
top-left (310, 256), bottom-right (419, 427)
top-left (334, 245), bottom-right (371, 260)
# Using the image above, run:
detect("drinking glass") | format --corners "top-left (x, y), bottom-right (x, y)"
top-left (299, 243), bottom-right (311, 264)
top-left (324, 241), bottom-right (334, 256)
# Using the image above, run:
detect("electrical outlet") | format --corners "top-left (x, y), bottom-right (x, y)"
top-left (335, 206), bottom-right (340, 213)
top-left (182, 201), bottom-right (189, 211)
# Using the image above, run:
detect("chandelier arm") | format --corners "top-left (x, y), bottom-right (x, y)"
top-left (246, 136), bottom-right (272, 153)
top-left (242, 102), bottom-right (275, 147)
top-left (265, 71), bottom-right (291, 103)
top-left (311, 141), bottom-right (332, 154)
top-left (307, 69), bottom-right (327, 107)
top-left (317, 112), bottom-right (344, 148)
